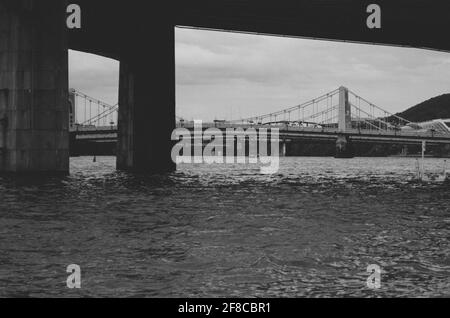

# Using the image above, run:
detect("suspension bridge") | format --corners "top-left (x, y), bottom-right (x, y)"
top-left (69, 87), bottom-right (450, 157)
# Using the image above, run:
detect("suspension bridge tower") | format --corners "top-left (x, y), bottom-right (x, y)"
top-left (336, 86), bottom-right (354, 158)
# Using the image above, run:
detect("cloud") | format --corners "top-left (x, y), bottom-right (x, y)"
top-left (175, 28), bottom-right (450, 121)
top-left (69, 28), bottom-right (450, 122)
top-left (69, 50), bottom-right (119, 105)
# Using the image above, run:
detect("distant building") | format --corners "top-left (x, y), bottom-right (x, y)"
top-left (402, 119), bottom-right (450, 134)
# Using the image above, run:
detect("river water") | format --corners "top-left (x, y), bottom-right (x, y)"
top-left (0, 156), bottom-right (449, 297)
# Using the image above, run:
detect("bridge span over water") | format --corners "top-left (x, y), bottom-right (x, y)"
top-left (2, 0), bottom-right (450, 173)
top-left (70, 87), bottom-right (450, 158)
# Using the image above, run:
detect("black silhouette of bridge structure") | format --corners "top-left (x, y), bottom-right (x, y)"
top-left (2, 0), bottom-right (450, 173)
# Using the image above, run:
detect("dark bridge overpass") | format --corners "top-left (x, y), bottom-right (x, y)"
top-left (69, 0), bottom-right (450, 57)
top-left (2, 0), bottom-right (450, 173)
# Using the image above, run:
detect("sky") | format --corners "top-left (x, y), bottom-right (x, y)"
top-left (69, 27), bottom-right (450, 122)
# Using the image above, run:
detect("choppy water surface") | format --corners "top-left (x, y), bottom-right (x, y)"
top-left (0, 156), bottom-right (449, 297)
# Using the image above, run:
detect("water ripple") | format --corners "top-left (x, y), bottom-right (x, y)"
top-left (0, 156), bottom-right (449, 297)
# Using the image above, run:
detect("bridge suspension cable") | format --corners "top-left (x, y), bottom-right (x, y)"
top-left (347, 89), bottom-right (411, 129)
top-left (71, 89), bottom-right (188, 129)
top-left (226, 87), bottom-right (412, 133)
top-left (227, 88), bottom-right (340, 125)
top-left (70, 86), bottom-right (413, 136)
top-left (71, 89), bottom-right (118, 127)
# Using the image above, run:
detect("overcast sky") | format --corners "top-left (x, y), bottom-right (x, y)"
top-left (69, 27), bottom-right (450, 122)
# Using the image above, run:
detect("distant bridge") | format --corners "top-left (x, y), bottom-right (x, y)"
top-left (69, 87), bottom-right (450, 157)
top-left (4, 0), bottom-right (450, 173)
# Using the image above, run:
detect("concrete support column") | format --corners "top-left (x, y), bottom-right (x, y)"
top-left (117, 23), bottom-right (175, 173)
top-left (0, 1), bottom-right (69, 174)
top-left (338, 86), bottom-right (352, 132)
top-left (335, 134), bottom-right (354, 158)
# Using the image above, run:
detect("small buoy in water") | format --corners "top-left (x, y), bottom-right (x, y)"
top-left (93, 156), bottom-right (97, 163)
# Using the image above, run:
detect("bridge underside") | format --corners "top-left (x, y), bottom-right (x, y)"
top-left (2, 0), bottom-right (450, 173)
top-left (69, 0), bottom-right (450, 59)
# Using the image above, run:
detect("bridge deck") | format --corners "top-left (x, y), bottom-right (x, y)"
top-left (71, 123), bottom-right (450, 145)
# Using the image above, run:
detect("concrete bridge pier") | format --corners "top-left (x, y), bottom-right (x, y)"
top-left (117, 24), bottom-right (176, 173)
top-left (335, 134), bottom-right (354, 158)
top-left (0, 0), bottom-right (69, 174)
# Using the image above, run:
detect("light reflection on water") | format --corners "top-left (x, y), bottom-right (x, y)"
top-left (0, 156), bottom-right (449, 297)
